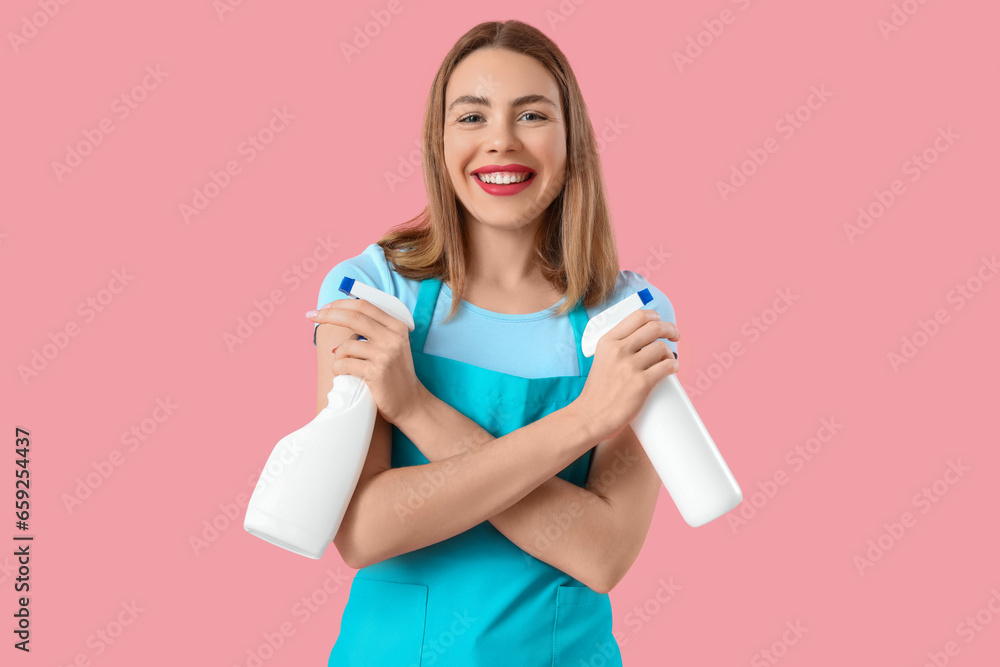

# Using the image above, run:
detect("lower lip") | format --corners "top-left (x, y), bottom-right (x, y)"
top-left (472, 173), bottom-right (535, 196)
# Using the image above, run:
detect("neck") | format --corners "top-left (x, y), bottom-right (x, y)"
top-left (463, 214), bottom-right (546, 291)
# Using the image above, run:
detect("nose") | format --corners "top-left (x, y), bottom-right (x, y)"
top-left (485, 117), bottom-right (521, 152)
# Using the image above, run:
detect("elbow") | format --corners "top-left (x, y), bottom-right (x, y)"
top-left (336, 540), bottom-right (376, 570)
top-left (333, 523), bottom-right (372, 570)
top-left (335, 528), bottom-right (390, 570)
top-left (590, 536), bottom-right (638, 594)
top-left (339, 547), bottom-right (366, 571)
top-left (590, 581), bottom-right (613, 596)
top-left (590, 565), bottom-right (625, 595)
top-left (581, 554), bottom-right (626, 595)
top-left (332, 537), bottom-right (363, 570)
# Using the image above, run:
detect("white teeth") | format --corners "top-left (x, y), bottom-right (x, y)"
top-left (475, 171), bottom-right (532, 185)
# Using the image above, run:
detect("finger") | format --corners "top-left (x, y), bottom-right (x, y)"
top-left (625, 319), bottom-right (675, 355)
top-left (331, 355), bottom-right (368, 381)
top-left (650, 320), bottom-right (680, 342)
top-left (635, 339), bottom-right (676, 371)
top-left (331, 338), bottom-right (372, 362)
top-left (648, 348), bottom-right (680, 380)
top-left (334, 296), bottom-right (408, 332)
top-left (309, 298), bottom-right (400, 341)
top-left (601, 308), bottom-right (659, 348)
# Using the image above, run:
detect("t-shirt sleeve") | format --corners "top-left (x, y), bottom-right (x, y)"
top-left (623, 271), bottom-right (678, 360)
top-left (312, 244), bottom-right (393, 347)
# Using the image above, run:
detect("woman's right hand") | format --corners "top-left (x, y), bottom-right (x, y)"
top-left (571, 309), bottom-right (680, 442)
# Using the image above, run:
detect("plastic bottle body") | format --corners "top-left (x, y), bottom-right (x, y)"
top-left (244, 375), bottom-right (376, 558)
top-left (630, 374), bottom-right (742, 527)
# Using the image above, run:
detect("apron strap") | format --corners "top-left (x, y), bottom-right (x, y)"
top-left (410, 277), bottom-right (442, 354)
top-left (568, 299), bottom-right (592, 377)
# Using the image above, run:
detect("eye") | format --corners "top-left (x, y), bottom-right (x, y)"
top-left (457, 111), bottom-right (548, 124)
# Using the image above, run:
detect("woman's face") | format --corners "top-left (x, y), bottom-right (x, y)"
top-left (443, 48), bottom-right (567, 232)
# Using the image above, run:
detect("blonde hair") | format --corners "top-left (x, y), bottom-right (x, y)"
top-left (376, 19), bottom-right (621, 323)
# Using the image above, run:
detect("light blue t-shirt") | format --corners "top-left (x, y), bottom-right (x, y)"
top-left (313, 243), bottom-right (677, 378)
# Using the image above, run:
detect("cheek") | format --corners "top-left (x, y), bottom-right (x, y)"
top-left (534, 133), bottom-right (566, 169)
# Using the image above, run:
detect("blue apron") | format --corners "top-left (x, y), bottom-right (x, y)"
top-left (328, 277), bottom-right (623, 667)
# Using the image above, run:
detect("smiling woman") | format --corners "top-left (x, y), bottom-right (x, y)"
top-left (314, 19), bottom-right (680, 667)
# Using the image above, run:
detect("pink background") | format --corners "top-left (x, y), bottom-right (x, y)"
top-left (5, 1), bottom-right (999, 665)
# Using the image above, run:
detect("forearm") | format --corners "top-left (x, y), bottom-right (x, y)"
top-left (340, 399), bottom-right (595, 569)
top-left (393, 388), bottom-right (623, 591)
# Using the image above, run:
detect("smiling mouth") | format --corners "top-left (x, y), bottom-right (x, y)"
top-left (473, 172), bottom-right (536, 185)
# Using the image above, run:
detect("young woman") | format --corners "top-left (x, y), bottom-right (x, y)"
top-left (307, 20), bottom-right (680, 666)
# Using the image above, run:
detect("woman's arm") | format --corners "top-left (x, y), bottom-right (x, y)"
top-left (394, 388), bottom-right (661, 593)
top-left (319, 321), bottom-right (601, 570)
top-left (341, 402), bottom-right (596, 570)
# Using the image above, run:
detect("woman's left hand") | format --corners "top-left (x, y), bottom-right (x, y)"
top-left (307, 298), bottom-right (426, 425)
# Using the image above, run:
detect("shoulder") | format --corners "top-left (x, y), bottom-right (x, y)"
top-left (316, 243), bottom-right (394, 307)
top-left (621, 270), bottom-right (675, 322)
top-left (315, 242), bottom-right (424, 318)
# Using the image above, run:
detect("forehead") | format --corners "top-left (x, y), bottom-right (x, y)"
top-left (446, 48), bottom-right (559, 104)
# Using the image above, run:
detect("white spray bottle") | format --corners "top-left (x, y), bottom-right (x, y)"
top-left (244, 277), bottom-right (415, 558)
top-left (582, 289), bottom-right (742, 527)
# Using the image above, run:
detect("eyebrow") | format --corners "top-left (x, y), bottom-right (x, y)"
top-left (447, 93), bottom-right (558, 113)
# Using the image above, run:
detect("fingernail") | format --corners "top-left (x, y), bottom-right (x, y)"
top-left (321, 302), bottom-right (335, 309)
top-left (305, 310), bottom-right (318, 318)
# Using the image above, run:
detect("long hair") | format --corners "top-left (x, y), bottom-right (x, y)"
top-left (376, 19), bottom-right (621, 323)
